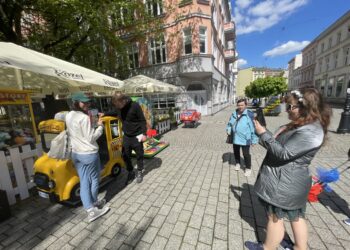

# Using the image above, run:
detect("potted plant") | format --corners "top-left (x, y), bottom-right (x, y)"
top-left (168, 108), bottom-right (177, 130)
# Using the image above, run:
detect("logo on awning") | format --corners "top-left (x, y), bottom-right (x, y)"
top-left (55, 69), bottom-right (84, 80)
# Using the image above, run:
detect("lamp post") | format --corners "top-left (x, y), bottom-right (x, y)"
top-left (337, 81), bottom-right (350, 133)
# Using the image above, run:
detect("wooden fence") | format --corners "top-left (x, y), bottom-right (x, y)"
top-left (0, 143), bottom-right (43, 205)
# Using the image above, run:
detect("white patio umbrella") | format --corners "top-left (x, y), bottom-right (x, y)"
top-left (122, 75), bottom-right (181, 94)
top-left (0, 42), bottom-right (124, 98)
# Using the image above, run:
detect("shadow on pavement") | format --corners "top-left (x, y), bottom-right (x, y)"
top-left (319, 190), bottom-right (350, 217)
top-left (230, 183), bottom-right (268, 242)
top-left (104, 157), bottom-right (162, 202)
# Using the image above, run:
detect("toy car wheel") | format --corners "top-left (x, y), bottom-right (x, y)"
top-left (111, 164), bottom-right (122, 177)
top-left (69, 183), bottom-right (80, 202)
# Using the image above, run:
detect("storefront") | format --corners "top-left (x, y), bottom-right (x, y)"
top-left (0, 89), bottom-right (37, 151)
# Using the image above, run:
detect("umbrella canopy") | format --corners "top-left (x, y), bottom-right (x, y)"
top-left (122, 75), bottom-right (181, 94)
top-left (0, 42), bottom-right (124, 98)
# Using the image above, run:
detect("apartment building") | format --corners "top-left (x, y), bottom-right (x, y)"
top-left (313, 10), bottom-right (350, 105)
top-left (130, 0), bottom-right (237, 115)
top-left (236, 67), bottom-right (285, 98)
top-left (300, 42), bottom-right (317, 88)
top-left (288, 54), bottom-right (302, 90)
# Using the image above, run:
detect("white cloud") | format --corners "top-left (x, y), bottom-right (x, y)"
top-left (237, 58), bottom-right (248, 67)
top-left (234, 0), bottom-right (309, 35)
top-left (236, 0), bottom-right (253, 9)
top-left (263, 40), bottom-right (310, 57)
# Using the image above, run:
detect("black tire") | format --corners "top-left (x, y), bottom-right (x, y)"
top-left (69, 183), bottom-right (80, 202)
top-left (111, 164), bottom-right (122, 177)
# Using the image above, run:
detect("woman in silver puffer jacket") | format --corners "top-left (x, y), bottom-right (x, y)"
top-left (245, 88), bottom-right (332, 250)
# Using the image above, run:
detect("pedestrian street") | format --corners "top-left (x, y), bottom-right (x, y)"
top-left (1, 105), bottom-right (350, 250)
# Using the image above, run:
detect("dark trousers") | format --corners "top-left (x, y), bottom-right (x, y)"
top-left (233, 144), bottom-right (251, 169)
top-left (123, 136), bottom-right (144, 172)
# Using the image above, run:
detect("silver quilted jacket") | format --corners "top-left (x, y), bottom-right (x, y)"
top-left (254, 121), bottom-right (324, 210)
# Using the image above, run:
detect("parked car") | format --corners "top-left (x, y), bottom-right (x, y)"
top-left (33, 115), bottom-right (125, 205)
top-left (180, 109), bottom-right (201, 128)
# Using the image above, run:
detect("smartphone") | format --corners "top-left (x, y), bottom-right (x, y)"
top-left (255, 108), bottom-right (266, 127)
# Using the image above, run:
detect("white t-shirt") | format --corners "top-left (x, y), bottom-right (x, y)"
top-left (65, 111), bottom-right (103, 154)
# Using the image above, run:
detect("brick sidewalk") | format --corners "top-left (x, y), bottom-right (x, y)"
top-left (0, 106), bottom-right (350, 250)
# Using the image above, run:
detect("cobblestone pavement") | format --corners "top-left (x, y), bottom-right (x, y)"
top-left (1, 106), bottom-right (350, 250)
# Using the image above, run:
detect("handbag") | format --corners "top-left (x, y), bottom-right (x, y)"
top-left (48, 129), bottom-right (71, 160)
top-left (226, 131), bottom-right (233, 144)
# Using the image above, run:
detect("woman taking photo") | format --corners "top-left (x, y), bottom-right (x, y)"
top-left (66, 92), bottom-right (110, 223)
top-left (245, 88), bottom-right (331, 250)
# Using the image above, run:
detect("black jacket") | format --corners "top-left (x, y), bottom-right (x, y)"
top-left (105, 98), bottom-right (147, 137)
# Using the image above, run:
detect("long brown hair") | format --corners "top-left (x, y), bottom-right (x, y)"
top-left (286, 88), bottom-right (332, 135)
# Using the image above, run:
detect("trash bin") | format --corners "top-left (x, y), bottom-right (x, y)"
top-left (0, 189), bottom-right (11, 222)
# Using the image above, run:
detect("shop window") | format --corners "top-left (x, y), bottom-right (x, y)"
top-left (149, 36), bottom-right (167, 64)
top-left (128, 44), bottom-right (139, 69)
top-left (183, 28), bottom-right (192, 54)
top-left (199, 27), bottom-right (207, 53)
top-left (336, 76), bottom-right (345, 97)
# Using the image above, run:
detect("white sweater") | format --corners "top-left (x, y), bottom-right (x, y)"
top-left (65, 111), bottom-right (103, 154)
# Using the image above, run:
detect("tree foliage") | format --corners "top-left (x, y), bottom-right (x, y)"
top-left (0, 0), bottom-right (165, 79)
top-left (245, 77), bottom-right (288, 98)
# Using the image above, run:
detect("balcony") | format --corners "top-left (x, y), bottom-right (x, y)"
top-left (224, 49), bottom-right (235, 63)
top-left (224, 22), bottom-right (235, 41)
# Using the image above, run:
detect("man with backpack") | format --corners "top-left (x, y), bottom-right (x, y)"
top-left (226, 98), bottom-right (258, 176)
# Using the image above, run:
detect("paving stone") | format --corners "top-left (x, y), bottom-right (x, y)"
top-left (165, 234), bottom-right (183, 250)
top-left (47, 235), bottom-right (72, 250)
top-left (189, 215), bottom-right (203, 229)
top-left (214, 223), bottom-right (228, 241)
top-left (183, 227), bottom-right (200, 245)
top-left (180, 242), bottom-right (196, 250)
top-left (105, 233), bottom-right (127, 250)
top-left (150, 236), bottom-right (168, 250)
top-left (198, 227), bottom-right (213, 245)
top-left (216, 211), bottom-right (229, 225)
top-left (151, 215), bottom-right (167, 228)
top-left (141, 227), bottom-right (159, 244)
top-left (202, 215), bottom-right (215, 228)
top-left (196, 242), bottom-right (212, 250)
top-left (70, 229), bottom-right (91, 246)
top-left (212, 238), bottom-right (228, 250)
top-left (1, 229), bottom-right (26, 246)
top-left (135, 240), bottom-right (151, 250)
top-left (178, 210), bottom-right (192, 223)
top-left (172, 221), bottom-right (188, 237)
top-left (18, 227), bottom-right (42, 244)
top-left (166, 211), bottom-right (180, 224)
top-left (228, 233), bottom-right (244, 250)
top-left (158, 222), bottom-right (175, 238)
top-left (32, 235), bottom-right (57, 250)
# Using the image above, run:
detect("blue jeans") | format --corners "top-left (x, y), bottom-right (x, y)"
top-left (72, 152), bottom-right (101, 210)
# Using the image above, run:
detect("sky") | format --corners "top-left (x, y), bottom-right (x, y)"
top-left (232, 0), bottom-right (350, 70)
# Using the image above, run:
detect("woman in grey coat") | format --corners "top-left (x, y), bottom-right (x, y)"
top-left (245, 88), bottom-right (331, 250)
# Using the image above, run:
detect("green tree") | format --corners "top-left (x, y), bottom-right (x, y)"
top-left (0, 0), bottom-right (165, 79)
top-left (245, 77), bottom-right (287, 98)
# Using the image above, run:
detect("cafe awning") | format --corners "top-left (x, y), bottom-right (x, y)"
top-left (0, 42), bottom-right (124, 98)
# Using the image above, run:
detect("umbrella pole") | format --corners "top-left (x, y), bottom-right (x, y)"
top-left (14, 69), bottom-right (24, 90)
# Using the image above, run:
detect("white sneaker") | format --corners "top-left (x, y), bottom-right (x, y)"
top-left (344, 218), bottom-right (350, 226)
top-left (87, 206), bottom-right (110, 223)
top-left (244, 169), bottom-right (252, 177)
top-left (235, 164), bottom-right (241, 171)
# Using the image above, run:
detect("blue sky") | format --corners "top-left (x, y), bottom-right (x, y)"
top-left (232, 0), bottom-right (350, 69)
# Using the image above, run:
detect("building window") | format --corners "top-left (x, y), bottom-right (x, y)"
top-left (327, 77), bottom-right (334, 97)
top-left (183, 28), bottom-right (192, 54)
top-left (328, 37), bottom-right (332, 49)
top-left (199, 27), bottom-right (207, 53)
top-left (321, 43), bottom-right (324, 53)
top-left (325, 56), bottom-right (330, 71)
top-left (149, 36), bottom-right (166, 64)
top-left (318, 60), bottom-right (323, 73)
top-left (315, 79), bottom-right (321, 90)
top-left (146, 0), bottom-right (163, 17)
top-left (128, 44), bottom-right (139, 69)
top-left (344, 47), bottom-right (350, 66)
top-left (334, 51), bottom-right (338, 69)
top-left (337, 32), bottom-right (342, 44)
top-left (320, 79), bottom-right (326, 95)
top-left (336, 75), bottom-right (345, 97)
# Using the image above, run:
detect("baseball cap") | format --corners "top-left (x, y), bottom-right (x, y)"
top-left (71, 92), bottom-right (90, 102)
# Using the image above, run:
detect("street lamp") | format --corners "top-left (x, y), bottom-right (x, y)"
top-left (337, 81), bottom-right (350, 133)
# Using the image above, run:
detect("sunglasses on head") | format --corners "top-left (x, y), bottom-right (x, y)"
top-left (286, 104), bottom-right (299, 111)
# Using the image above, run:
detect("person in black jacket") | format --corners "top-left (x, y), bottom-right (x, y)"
top-left (103, 93), bottom-right (147, 184)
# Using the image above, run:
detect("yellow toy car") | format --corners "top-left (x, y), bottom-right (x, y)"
top-left (33, 116), bottom-right (125, 205)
